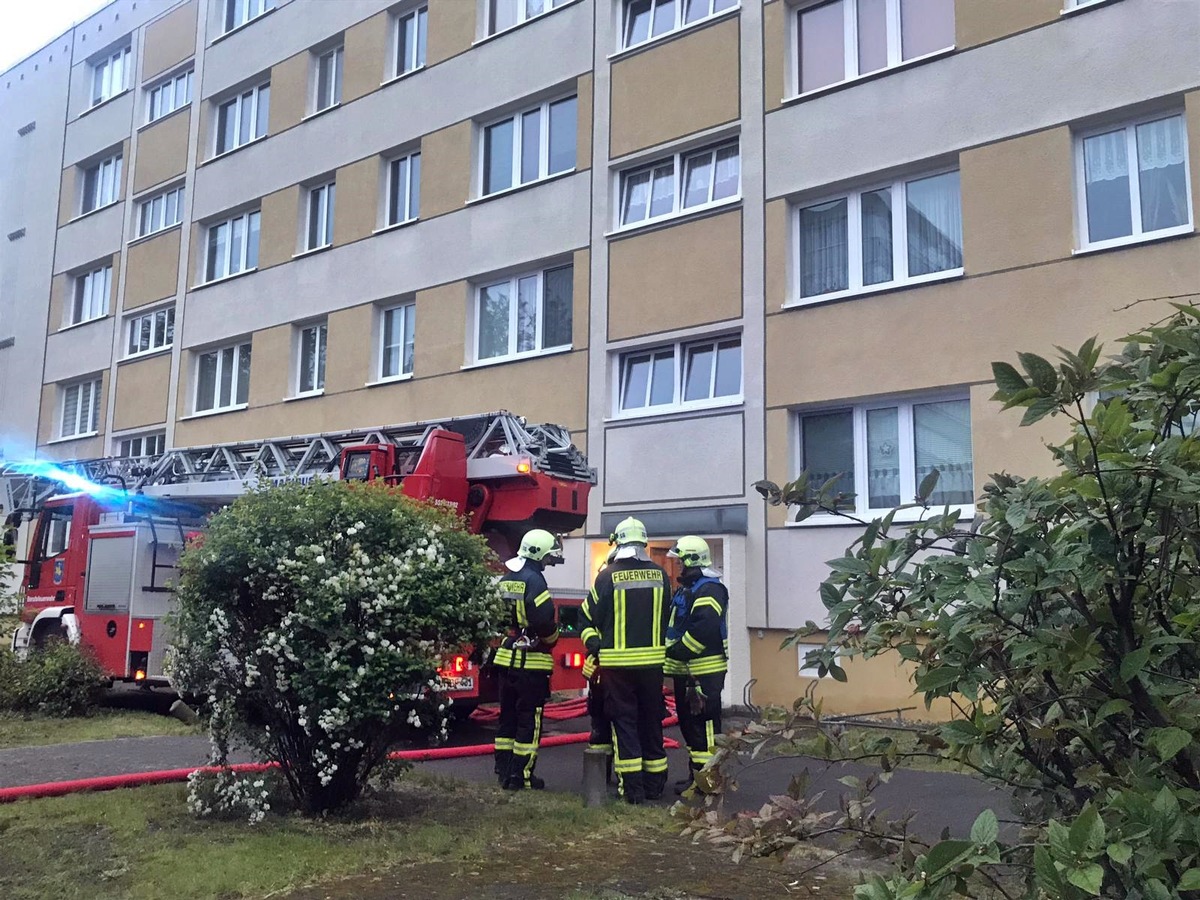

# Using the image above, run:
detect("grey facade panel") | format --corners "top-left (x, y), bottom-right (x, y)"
top-left (600, 505), bottom-right (748, 538)
top-left (53, 204), bottom-right (126, 275)
top-left (63, 92), bottom-right (135, 166)
top-left (43, 320), bottom-right (118, 385)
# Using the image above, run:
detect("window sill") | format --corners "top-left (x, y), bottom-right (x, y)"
top-left (180, 403), bottom-right (248, 421)
top-left (67, 200), bottom-right (122, 226)
top-left (780, 46), bottom-right (955, 107)
top-left (783, 268), bottom-right (964, 310)
top-left (461, 345), bottom-right (573, 371)
top-left (202, 134), bottom-right (267, 167)
top-left (607, 4), bottom-right (741, 63)
top-left (56, 315), bottom-right (110, 334)
top-left (127, 221), bottom-right (182, 247)
top-left (365, 373), bottom-right (413, 388)
top-left (119, 346), bottom-right (173, 364)
top-left (785, 504), bottom-right (977, 528)
top-left (373, 217), bottom-right (419, 236)
top-left (283, 390), bottom-right (324, 403)
top-left (190, 267), bottom-right (258, 291)
top-left (292, 244), bottom-right (332, 260)
top-left (209, 6), bottom-right (278, 46)
top-left (606, 196), bottom-right (742, 240)
top-left (469, 168), bottom-right (577, 207)
top-left (78, 88), bottom-right (131, 120)
top-left (138, 103), bottom-right (191, 133)
top-left (381, 66), bottom-right (425, 89)
top-left (606, 397), bottom-right (744, 425)
top-left (472, 0), bottom-right (583, 48)
top-left (1072, 226), bottom-right (1194, 257)
top-left (1060, 0), bottom-right (1122, 16)
top-left (302, 102), bottom-right (340, 123)
top-left (46, 432), bottom-right (100, 445)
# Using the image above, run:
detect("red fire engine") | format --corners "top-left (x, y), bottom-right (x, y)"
top-left (2, 412), bottom-right (595, 711)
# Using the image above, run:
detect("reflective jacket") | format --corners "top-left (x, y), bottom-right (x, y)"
top-left (585, 555), bottom-right (670, 668)
top-left (492, 562), bottom-right (559, 672)
top-left (665, 574), bottom-right (729, 676)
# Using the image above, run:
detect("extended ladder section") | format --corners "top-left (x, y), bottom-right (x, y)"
top-left (1, 411), bottom-right (594, 511)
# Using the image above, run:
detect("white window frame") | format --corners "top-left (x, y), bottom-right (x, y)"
top-left (394, 6), bottom-right (428, 78)
top-left (137, 184), bottom-right (185, 238)
top-left (479, 95), bottom-right (577, 197)
top-left (295, 320), bottom-right (328, 396)
top-left (203, 209), bottom-right (261, 283)
top-left (613, 333), bottom-right (743, 418)
top-left (146, 69), bottom-right (194, 123)
top-left (69, 264), bottom-right (112, 326)
top-left (117, 432), bottom-right (165, 458)
top-left (81, 152), bottom-right (123, 215)
top-left (214, 82), bottom-right (270, 156)
top-left (620, 0), bottom-right (740, 52)
top-left (312, 45), bottom-right (344, 113)
top-left (487, 0), bottom-right (573, 37)
top-left (124, 306), bottom-right (175, 358)
top-left (378, 302), bottom-right (416, 381)
top-left (91, 46), bottom-right (131, 107)
top-left (790, 166), bottom-right (963, 306)
top-left (616, 139), bottom-right (741, 230)
top-left (473, 263), bottom-right (574, 363)
top-left (305, 181), bottom-right (336, 251)
top-left (1074, 112), bottom-right (1194, 253)
top-left (793, 391), bottom-right (974, 523)
top-left (385, 151), bottom-right (421, 227)
top-left (60, 379), bottom-right (102, 439)
top-left (791, 0), bottom-right (955, 98)
top-left (224, 0), bottom-right (274, 34)
top-left (194, 342), bottom-right (252, 414)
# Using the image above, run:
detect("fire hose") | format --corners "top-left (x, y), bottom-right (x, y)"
top-left (0, 698), bottom-right (680, 804)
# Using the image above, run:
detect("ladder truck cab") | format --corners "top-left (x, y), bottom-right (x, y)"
top-left (4, 412), bottom-right (596, 708)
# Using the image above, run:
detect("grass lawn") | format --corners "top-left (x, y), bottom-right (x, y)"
top-left (0, 708), bottom-right (197, 749)
top-left (0, 772), bottom-right (865, 900)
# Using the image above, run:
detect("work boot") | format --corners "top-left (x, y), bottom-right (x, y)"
top-left (503, 773), bottom-right (545, 791)
top-left (644, 771), bottom-right (667, 801)
top-left (673, 777), bottom-right (694, 796)
top-left (621, 772), bottom-right (646, 805)
top-left (493, 749), bottom-right (513, 786)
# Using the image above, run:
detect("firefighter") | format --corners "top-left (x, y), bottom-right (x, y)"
top-left (586, 517), bottom-right (671, 804)
top-left (580, 548), bottom-right (615, 776)
top-left (492, 528), bottom-right (563, 790)
top-left (665, 536), bottom-right (729, 795)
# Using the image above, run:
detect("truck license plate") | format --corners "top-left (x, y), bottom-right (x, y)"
top-left (442, 676), bottom-right (475, 693)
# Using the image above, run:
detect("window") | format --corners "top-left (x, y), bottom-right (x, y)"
top-left (305, 182), bottom-right (335, 250)
top-left (1078, 113), bottom-right (1192, 249)
top-left (795, 0), bottom-right (954, 94)
top-left (146, 69), bottom-right (193, 123)
top-left (617, 336), bottom-right (741, 413)
top-left (475, 264), bottom-right (573, 362)
top-left (619, 140), bottom-right (740, 227)
top-left (70, 264), bottom-right (112, 326)
top-left (795, 168), bottom-right (962, 302)
top-left (137, 185), bottom-right (185, 237)
top-left (797, 396), bottom-right (973, 515)
top-left (313, 46), bottom-right (344, 113)
top-left (81, 152), bottom-right (123, 214)
top-left (487, 0), bottom-right (573, 35)
top-left (386, 152), bottom-right (421, 226)
top-left (380, 303), bottom-right (416, 379)
top-left (61, 379), bottom-right (102, 438)
top-left (204, 210), bottom-right (260, 282)
top-left (215, 83), bottom-right (269, 155)
top-left (91, 46), bottom-right (131, 106)
top-left (482, 96), bottom-right (577, 196)
top-left (117, 433), bottom-right (165, 458)
top-left (395, 6), bottom-right (427, 76)
top-left (224, 0), bottom-right (274, 33)
top-left (195, 342), bottom-right (251, 412)
top-left (297, 322), bottom-right (327, 395)
top-left (622, 0), bottom-right (738, 49)
top-left (125, 307), bottom-right (175, 357)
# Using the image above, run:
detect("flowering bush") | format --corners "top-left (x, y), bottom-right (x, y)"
top-left (171, 480), bottom-right (503, 817)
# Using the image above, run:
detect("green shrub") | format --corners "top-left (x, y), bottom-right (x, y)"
top-left (0, 641), bottom-right (109, 717)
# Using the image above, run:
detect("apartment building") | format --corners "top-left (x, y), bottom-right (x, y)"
top-left (0, 0), bottom-right (1196, 715)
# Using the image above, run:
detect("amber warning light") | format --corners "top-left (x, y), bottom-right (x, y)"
top-left (563, 652), bottom-right (584, 669)
top-left (516, 458), bottom-right (532, 474)
top-left (440, 655), bottom-right (468, 676)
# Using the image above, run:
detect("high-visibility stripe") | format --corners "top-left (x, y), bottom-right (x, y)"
top-left (514, 742), bottom-right (538, 754)
top-left (642, 757), bottom-right (668, 773)
top-left (692, 596), bottom-right (723, 614)
top-left (580, 627), bottom-right (599, 645)
top-left (614, 758), bottom-right (644, 773)
top-left (494, 648), bottom-right (555, 670)
top-left (599, 647), bottom-right (666, 667)
top-left (614, 589), bottom-right (626, 651)
top-left (532, 590), bottom-right (552, 607)
top-left (681, 632), bottom-right (705, 654)
top-left (705, 718), bottom-right (715, 754)
top-left (686, 656), bottom-right (727, 675)
top-left (663, 657), bottom-right (688, 676)
top-left (689, 749), bottom-right (713, 764)
top-left (493, 648), bottom-right (514, 667)
top-left (587, 742), bottom-right (612, 752)
top-left (543, 628), bottom-right (560, 646)
top-left (581, 597), bottom-right (592, 619)
top-left (494, 737), bottom-right (514, 751)
top-left (516, 601), bottom-right (528, 628)
top-left (651, 587), bottom-right (663, 648)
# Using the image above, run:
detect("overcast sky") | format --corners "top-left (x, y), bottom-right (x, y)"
top-left (0, 0), bottom-right (112, 73)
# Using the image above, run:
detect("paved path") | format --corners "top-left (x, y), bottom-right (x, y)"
top-left (0, 718), bottom-right (1009, 841)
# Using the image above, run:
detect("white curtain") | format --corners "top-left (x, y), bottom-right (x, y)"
top-left (913, 399), bottom-right (973, 504)
top-left (799, 199), bottom-right (849, 297)
top-left (906, 171), bottom-right (962, 276)
top-left (1137, 116), bottom-right (1189, 232)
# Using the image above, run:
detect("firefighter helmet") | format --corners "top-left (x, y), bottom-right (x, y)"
top-left (517, 528), bottom-right (564, 566)
top-left (610, 516), bottom-right (648, 546)
top-left (668, 535), bottom-right (712, 569)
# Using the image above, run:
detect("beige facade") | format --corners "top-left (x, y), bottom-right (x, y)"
top-left (3, 0), bottom-right (1198, 722)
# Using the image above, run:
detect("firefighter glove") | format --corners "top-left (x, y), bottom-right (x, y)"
top-left (687, 684), bottom-right (705, 717)
top-left (582, 655), bottom-right (598, 680)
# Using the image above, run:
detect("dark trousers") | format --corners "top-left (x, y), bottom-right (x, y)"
top-left (587, 675), bottom-right (612, 752)
top-left (673, 672), bottom-right (725, 772)
top-left (603, 666), bottom-right (667, 801)
top-left (494, 667), bottom-right (549, 786)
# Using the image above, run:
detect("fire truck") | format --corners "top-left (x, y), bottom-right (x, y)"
top-left (2, 411), bottom-right (595, 711)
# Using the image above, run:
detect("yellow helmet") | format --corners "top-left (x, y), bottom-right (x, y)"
top-left (609, 516), bottom-right (648, 547)
top-left (517, 528), bottom-right (564, 565)
top-left (668, 535), bottom-right (711, 569)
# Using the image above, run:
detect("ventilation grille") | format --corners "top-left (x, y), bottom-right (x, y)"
top-left (7, 228), bottom-right (25, 242)
top-left (17, 121), bottom-right (35, 137)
